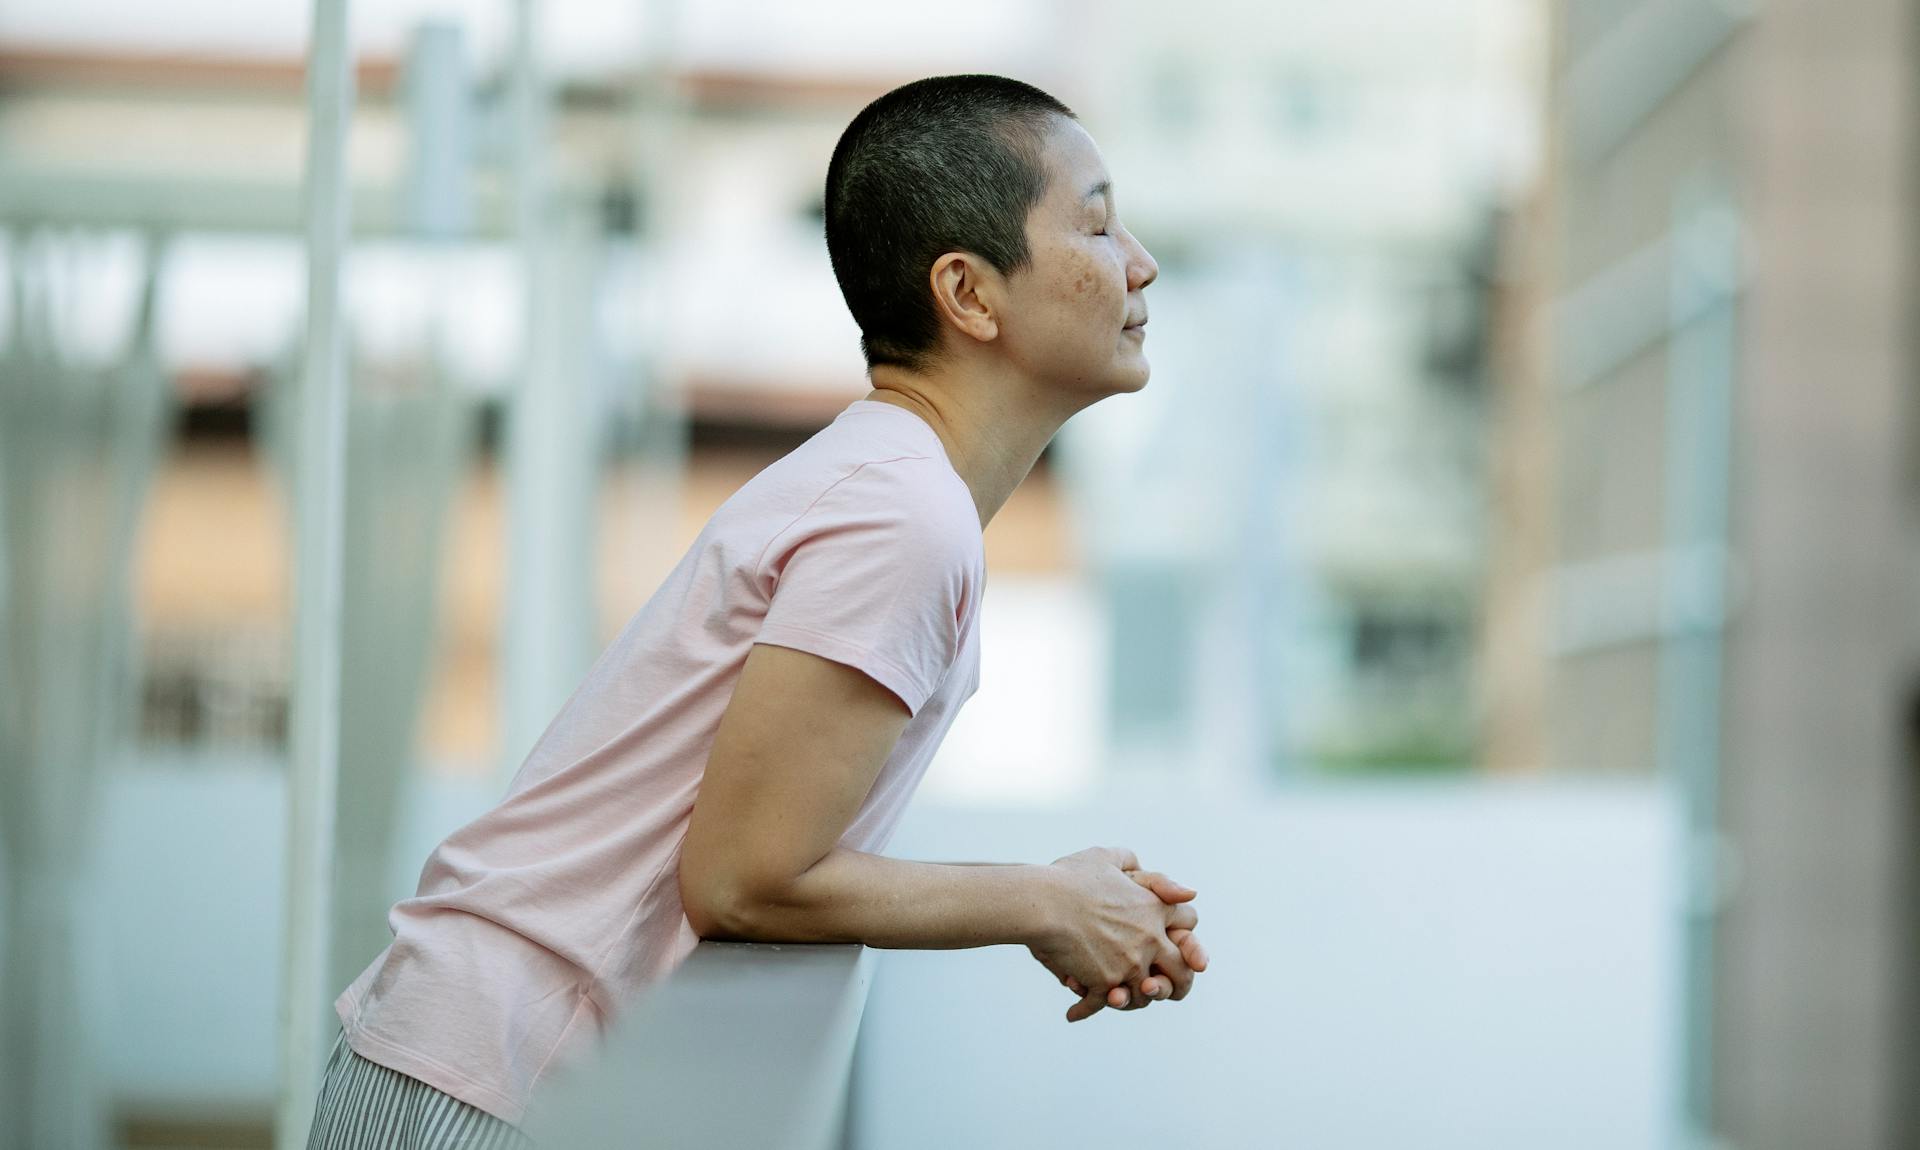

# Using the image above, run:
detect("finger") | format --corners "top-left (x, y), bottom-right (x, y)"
top-left (1153, 936), bottom-right (1196, 1001)
top-left (1164, 902), bottom-right (1199, 933)
top-left (1102, 845), bottom-right (1139, 871)
top-left (1113, 971), bottom-right (1164, 1010)
top-left (1127, 869), bottom-right (1197, 904)
top-left (1130, 963), bottom-right (1178, 1002)
top-left (1129, 971), bottom-right (1173, 1006)
top-left (1067, 989), bottom-right (1107, 1023)
top-left (1072, 986), bottom-right (1108, 1020)
top-left (1170, 928), bottom-right (1208, 973)
top-left (1110, 985), bottom-right (1149, 1011)
top-left (1065, 976), bottom-right (1086, 996)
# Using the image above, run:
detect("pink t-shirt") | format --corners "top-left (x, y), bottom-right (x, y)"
top-left (334, 398), bottom-right (985, 1125)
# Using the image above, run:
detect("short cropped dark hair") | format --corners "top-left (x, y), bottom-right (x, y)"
top-left (824, 74), bottom-right (1076, 373)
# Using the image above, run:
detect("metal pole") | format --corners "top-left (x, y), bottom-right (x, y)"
top-left (275, 0), bottom-right (353, 1144)
top-left (501, 0), bottom-right (598, 781)
top-left (1658, 178), bottom-right (1740, 1150)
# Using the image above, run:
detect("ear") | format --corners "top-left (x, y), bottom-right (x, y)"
top-left (927, 252), bottom-right (1002, 346)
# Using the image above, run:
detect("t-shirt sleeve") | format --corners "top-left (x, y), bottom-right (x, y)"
top-left (752, 461), bottom-right (973, 718)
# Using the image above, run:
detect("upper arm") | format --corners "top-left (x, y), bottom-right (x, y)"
top-left (678, 639), bottom-right (914, 938)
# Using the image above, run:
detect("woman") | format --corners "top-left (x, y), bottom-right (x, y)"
top-left (308, 72), bottom-right (1209, 1149)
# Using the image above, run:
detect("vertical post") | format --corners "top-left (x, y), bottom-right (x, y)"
top-left (501, 0), bottom-right (599, 780)
top-left (276, 0), bottom-right (353, 1144)
top-left (503, 0), bottom-right (551, 776)
top-left (1657, 181), bottom-right (1739, 1150)
top-left (1249, 244), bottom-right (1303, 786)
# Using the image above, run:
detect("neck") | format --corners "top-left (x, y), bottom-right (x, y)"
top-left (862, 363), bottom-right (1080, 531)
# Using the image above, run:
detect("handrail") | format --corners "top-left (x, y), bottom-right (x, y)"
top-left (519, 941), bottom-right (876, 1150)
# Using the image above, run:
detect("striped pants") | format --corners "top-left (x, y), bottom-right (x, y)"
top-left (306, 1029), bottom-right (537, 1149)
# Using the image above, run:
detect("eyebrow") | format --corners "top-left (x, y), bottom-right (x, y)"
top-left (1083, 179), bottom-right (1111, 204)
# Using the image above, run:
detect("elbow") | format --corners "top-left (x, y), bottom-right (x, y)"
top-left (680, 869), bottom-right (733, 940)
top-left (685, 903), bottom-right (731, 941)
top-left (680, 870), bottom-right (766, 941)
top-left (690, 902), bottom-right (744, 941)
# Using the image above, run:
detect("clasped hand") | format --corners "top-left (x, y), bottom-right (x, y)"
top-left (1030, 845), bottom-right (1210, 1023)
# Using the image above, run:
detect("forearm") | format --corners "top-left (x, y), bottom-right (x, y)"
top-left (716, 846), bottom-right (1060, 951)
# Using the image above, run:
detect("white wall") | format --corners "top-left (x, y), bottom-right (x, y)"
top-left (856, 780), bottom-right (1683, 1150)
top-left (74, 753), bottom-right (506, 1116)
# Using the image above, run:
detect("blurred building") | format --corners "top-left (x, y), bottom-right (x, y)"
top-left (0, 0), bottom-right (1541, 789)
top-left (1059, 0), bottom-right (1536, 776)
top-left (1486, 0), bottom-right (1919, 1145)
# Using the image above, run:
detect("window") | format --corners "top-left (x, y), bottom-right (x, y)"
top-left (138, 625), bottom-right (289, 750)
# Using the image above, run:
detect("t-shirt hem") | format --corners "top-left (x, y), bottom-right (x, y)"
top-left (335, 994), bottom-right (530, 1128)
top-left (752, 622), bottom-right (936, 716)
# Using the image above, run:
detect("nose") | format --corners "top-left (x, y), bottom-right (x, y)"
top-left (1130, 234), bottom-right (1158, 291)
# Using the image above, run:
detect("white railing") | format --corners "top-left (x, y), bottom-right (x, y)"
top-left (520, 940), bottom-right (876, 1150)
